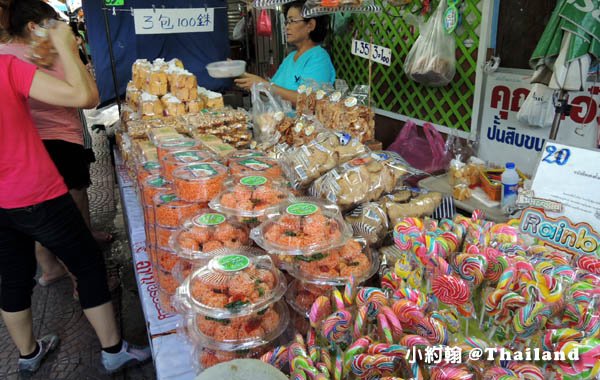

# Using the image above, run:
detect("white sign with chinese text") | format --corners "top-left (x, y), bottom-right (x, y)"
top-left (478, 70), bottom-right (599, 175)
top-left (531, 142), bottom-right (600, 231)
top-left (351, 39), bottom-right (392, 66)
top-left (134, 8), bottom-right (215, 35)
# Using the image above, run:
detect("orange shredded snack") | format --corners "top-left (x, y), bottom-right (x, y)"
top-left (158, 289), bottom-right (176, 314)
top-left (198, 345), bottom-right (271, 369)
top-left (136, 161), bottom-right (161, 185)
top-left (156, 138), bottom-right (200, 162)
top-left (142, 175), bottom-right (171, 206)
top-left (173, 162), bottom-right (228, 203)
top-left (296, 240), bottom-right (370, 279)
top-left (161, 149), bottom-right (216, 181)
top-left (195, 306), bottom-right (280, 341)
top-left (228, 157), bottom-right (282, 180)
top-left (156, 268), bottom-right (178, 294)
top-left (153, 192), bottom-right (204, 228)
top-left (263, 210), bottom-right (342, 250)
top-left (157, 247), bottom-right (179, 271)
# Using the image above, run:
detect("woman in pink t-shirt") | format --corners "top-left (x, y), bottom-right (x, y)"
top-left (0, 7), bottom-right (150, 376)
top-left (0, 0), bottom-right (113, 289)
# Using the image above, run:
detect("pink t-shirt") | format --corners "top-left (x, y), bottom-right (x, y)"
top-left (0, 43), bottom-right (83, 146)
top-left (0, 55), bottom-right (68, 208)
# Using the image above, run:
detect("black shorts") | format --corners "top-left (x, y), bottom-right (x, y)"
top-left (43, 140), bottom-right (92, 190)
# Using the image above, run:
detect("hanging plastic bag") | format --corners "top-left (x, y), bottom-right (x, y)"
top-left (251, 82), bottom-right (292, 144)
top-left (387, 120), bottom-right (450, 173)
top-left (232, 18), bottom-right (246, 41)
top-left (403, 1), bottom-right (455, 87)
top-left (516, 83), bottom-right (555, 128)
top-left (257, 9), bottom-right (272, 37)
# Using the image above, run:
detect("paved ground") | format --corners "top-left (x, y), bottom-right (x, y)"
top-left (0, 126), bottom-right (156, 379)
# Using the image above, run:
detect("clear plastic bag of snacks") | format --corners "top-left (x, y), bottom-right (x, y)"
top-left (282, 130), bottom-right (368, 189)
top-left (170, 211), bottom-right (250, 261)
top-left (174, 250), bottom-right (287, 317)
top-left (287, 238), bottom-right (379, 285)
top-left (251, 82), bottom-right (292, 144)
top-left (344, 202), bottom-right (389, 245)
top-left (309, 151), bottom-right (417, 210)
top-left (250, 198), bottom-right (352, 255)
top-left (209, 176), bottom-right (292, 224)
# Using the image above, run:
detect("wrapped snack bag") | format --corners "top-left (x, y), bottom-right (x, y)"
top-left (27, 20), bottom-right (56, 68)
top-left (186, 98), bottom-right (206, 114)
top-left (380, 189), bottom-right (443, 225)
top-left (161, 93), bottom-right (187, 117)
top-left (282, 130), bottom-right (368, 189)
top-left (314, 84), bottom-right (334, 122)
top-left (309, 151), bottom-right (415, 210)
top-left (132, 59), bottom-right (151, 89)
top-left (126, 81), bottom-right (141, 109)
top-left (168, 68), bottom-right (198, 102)
top-left (146, 67), bottom-right (169, 96)
top-left (339, 85), bottom-right (375, 142)
top-left (198, 87), bottom-right (225, 108)
top-left (345, 202), bottom-right (389, 245)
top-left (138, 92), bottom-right (164, 119)
top-left (251, 82), bottom-right (292, 144)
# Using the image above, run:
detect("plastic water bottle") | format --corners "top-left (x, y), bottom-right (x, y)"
top-left (501, 162), bottom-right (519, 211)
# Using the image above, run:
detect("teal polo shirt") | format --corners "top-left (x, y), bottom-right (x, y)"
top-left (271, 46), bottom-right (336, 91)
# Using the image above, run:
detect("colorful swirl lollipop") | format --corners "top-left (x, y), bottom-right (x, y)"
top-left (431, 274), bottom-right (473, 317)
top-left (429, 364), bottom-right (474, 380)
top-left (577, 254), bottom-right (600, 275)
top-left (450, 253), bottom-right (488, 287)
top-left (322, 309), bottom-right (353, 344)
top-left (512, 301), bottom-right (550, 339)
top-left (356, 287), bottom-right (388, 307)
top-left (351, 354), bottom-right (397, 379)
top-left (309, 296), bottom-right (332, 328)
top-left (343, 337), bottom-right (372, 375)
top-left (331, 288), bottom-right (345, 311)
top-left (344, 275), bottom-right (357, 306)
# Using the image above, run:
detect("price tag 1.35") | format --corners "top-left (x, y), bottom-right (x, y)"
top-left (351, 39), bottom-right (392, 66)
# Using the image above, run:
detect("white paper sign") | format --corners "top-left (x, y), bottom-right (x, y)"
top-left (134, 8), bottom-right (215, 35)
top-left (531, 142), bottom-right (600, 231)
top-left (478, 71), bottom-right (599, 175)
top-left (351, 39), bottom-right (392, 66)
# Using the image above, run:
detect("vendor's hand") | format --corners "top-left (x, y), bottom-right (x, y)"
top-left (234, 72), bottom-right (268, 91)
top-left (48, 22), bottom-right (78, 54)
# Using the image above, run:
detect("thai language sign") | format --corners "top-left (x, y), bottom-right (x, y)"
top-left (478, 71), bottom-right (598, 175)
top-left (134, 8), bottom-right (214, 35)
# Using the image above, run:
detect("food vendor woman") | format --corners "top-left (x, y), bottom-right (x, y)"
top-left (235, 0), bottom-right (335, 105)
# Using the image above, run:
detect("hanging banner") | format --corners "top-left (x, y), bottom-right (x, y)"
top-left (133, 8), bottom-right (215, 35)
top-left (478, 70), bottom-right (599, 175)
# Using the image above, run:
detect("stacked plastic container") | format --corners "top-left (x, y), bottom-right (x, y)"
top-left (249, 197), bottom-right (379, 331)
top-left (174, 248), bottom-right (288, 371)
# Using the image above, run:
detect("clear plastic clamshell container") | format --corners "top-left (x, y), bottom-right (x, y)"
top-left (285, 279), bottom-right (333, 317)
top-left (194, 341), bottom-right (276, 371)
top-left (142, 175), bottom-right (172, 205)
top-left (287, 238), bottom-right (379, 285)
top-left (225, 149), bottom-right (266, 165)
top-left (172, 162), bottom-right (228, 203)
top-left (209, 175), bottom-right (292, 223)
top-left (156, 137), bottom-right (202, 162)
top-left (228, 156), bottom-right (283, 180)
top-left (153, 192), bottom-right (205, 228)
top-left (250, 198), bottom-right (352, 255)
top-left (162, 149), bottom-right (217, 181)
top-left (181, 300), bottom-right (289, 350)
top-left (172, 247), bottom-right (268, 285)
top-left (169, 210), bottom-right (250, 261)
top-left (175, 251), bottom-right (287, 318)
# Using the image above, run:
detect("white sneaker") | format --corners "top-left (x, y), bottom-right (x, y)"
top-left (18, 334), bottom-right (60, 377)
top-left (101, 340), bottom-right (151, 374)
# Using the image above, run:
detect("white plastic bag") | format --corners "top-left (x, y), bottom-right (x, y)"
top-left (232, 18), bottom-right (245, 41)
top-left (403, 2), bottom-right (456, 87)
top-left (517, 83), bottom-right (555, 128)
top-left (251, 82), bottom-right (292, 144)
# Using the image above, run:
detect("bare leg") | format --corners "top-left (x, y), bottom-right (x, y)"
top-left (1, 309), bottom-right (37, 356)
top-left (70, 188), bottom-right (112, 243)
top-left (82, 302), bottom-right (120, 348)
top-left (35, 244), bottom-right (67, 283)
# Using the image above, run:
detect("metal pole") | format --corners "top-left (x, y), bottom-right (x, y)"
top-left (549, 89), bottom-right (568, 140)
top-left (102, 3), bottom-right (122, 112)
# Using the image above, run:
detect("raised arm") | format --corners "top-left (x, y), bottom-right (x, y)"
top-left (29, 22), bottom-right (99, 108)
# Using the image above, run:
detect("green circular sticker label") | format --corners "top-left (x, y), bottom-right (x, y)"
top-left (147, 177), bottom-right (167, 187)
top-left (143, 161), bottom-right (161, 170)
top-left (216, 255), bottom-right (250, 272)
top-left (286, 202), bottom-right (318, 216)
top-left (194, 213), bottom-right (225, 226)
top-left (159, 194), bottom-right (178, 203)
top-left (240, 176), bottom-right (267, 187)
